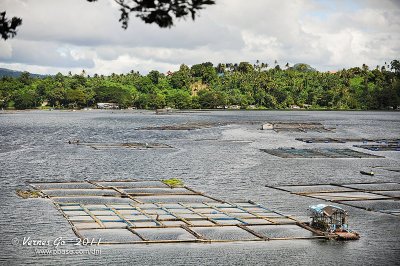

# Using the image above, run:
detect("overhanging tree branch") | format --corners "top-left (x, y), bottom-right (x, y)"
top-left (0, 11), bottom-right (22, 40)
top-left (1, 1), bottom-right (214, 40)
top-left (87, 0), bottom-right (215, 29)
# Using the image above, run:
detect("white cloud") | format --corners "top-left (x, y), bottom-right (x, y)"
top-left (300, 2), bottom-right (400, 69)
top-left (0, 41), bottom-right (13, 58)
top-left (0, 39), bottom-right (94, 68)
top-left (92, 54), bottom-right (178, 75)
top-left (1, 0), bottom-right (399, 74)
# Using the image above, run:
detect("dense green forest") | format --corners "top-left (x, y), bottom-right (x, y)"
top-left (0, 60), bottom-right (399, 110)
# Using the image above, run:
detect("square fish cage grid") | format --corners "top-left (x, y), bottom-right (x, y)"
top-left (266, 182), bottom-right (400, 216)
top-left (260, 148), bottom-right (383, 158)
top-left (28, 180), bottom-right (325, 244)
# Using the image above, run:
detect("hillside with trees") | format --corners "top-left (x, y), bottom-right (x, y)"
top-left (0, 60), bottom-right (399, 110)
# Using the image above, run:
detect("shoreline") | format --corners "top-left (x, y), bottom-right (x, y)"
top-left (1, 108), bottom-right (399, 114)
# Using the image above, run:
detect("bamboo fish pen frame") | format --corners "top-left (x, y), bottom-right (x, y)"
top-left (260, 148), bottom-right (383, 158)
top-left (262, 122), bottom-right (334, 132)
top-left (71, 142), bottom-right (173, 150)
top-left (296, 138), bottom-right (400, 144)
top-left (265, 181), bottom-right (400, 216)
top-left (26, 179), bottom-right (327, 244)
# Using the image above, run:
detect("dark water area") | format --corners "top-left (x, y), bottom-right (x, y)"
top-left (0, 110), bottom-right (399, 265)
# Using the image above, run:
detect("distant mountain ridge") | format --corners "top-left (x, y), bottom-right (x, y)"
top-left (0, 68), bottom-right (48, 78)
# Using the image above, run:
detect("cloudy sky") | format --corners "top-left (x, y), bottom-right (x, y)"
top-left (1, 0), bottom-right (400, 75)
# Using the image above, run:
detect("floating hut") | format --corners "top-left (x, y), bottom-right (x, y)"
top-left (309, 204), bottom-right (348, 232)
top-left (97, 103), bottom-right (119, 109)
top-left (308, 204), bottom-right (359, 240)
top-left (155, 107), bottom-right (175, 114)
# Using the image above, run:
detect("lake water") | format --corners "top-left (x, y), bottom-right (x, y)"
top-left (0, 110), bottom-right (399, 265)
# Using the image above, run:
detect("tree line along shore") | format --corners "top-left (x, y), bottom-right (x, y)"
top-left (0, 60), bottom-right (399, 110)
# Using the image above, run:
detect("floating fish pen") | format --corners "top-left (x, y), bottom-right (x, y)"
top-left (296, 138), bottom-right (347, 143)
top-left (262, 122), bottom-right (333, 132)
top-left (192, 139), bottom-right (253, 143)
top-left (24, 180), bottom-right (332, 244)
top-left (353, 144), bottom-right (400, 151)
top-left (260, 148), bottom-right (383, 158)
top-left (373, 167), bottom-right (400, 173)
top-left (73, 142), bottom-right (173, 150)
top-left (296, 138), bottom-right (400, 144)
top-left (137, 122), bottom-right (225, 131)
top-left (266, 182), bottom-right (400, 216)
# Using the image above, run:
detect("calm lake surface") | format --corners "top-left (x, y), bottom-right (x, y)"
top-left (0, 110), bottom-right (399, 265)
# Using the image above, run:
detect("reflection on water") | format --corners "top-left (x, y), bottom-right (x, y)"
top-left (0, 110), bottom-right (399, 265)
